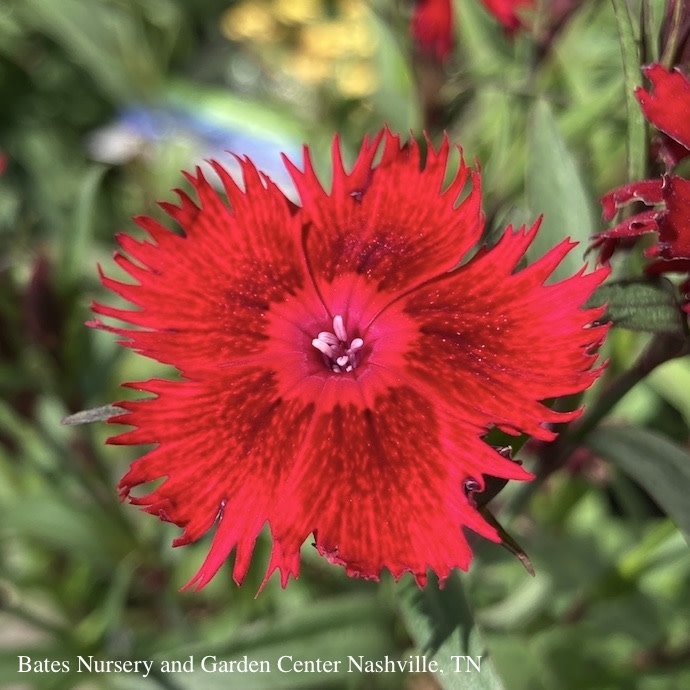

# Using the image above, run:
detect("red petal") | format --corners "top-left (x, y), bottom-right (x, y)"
top-left (591, 210), bottom-right (659, 247)
top-left (647, 257), bottom-right (690, 275)
top-left (401, 223), bottom-right (609, 442)
top-left (411, 0), bottom-right (454, 62)
top-left (479, 0), bottom-right (534, 33)
top-left (599, 178), bottom-right (664, 221)
top-left (657, 174), bottom-right (690, 260)
top-left (288, 130), bottom-right (483, 309)
top-left (592, 178), bottom-right (664, 264)
top-left (636, 64), bottom-right (690, 156)
top-left (268, 382), bottom-right (524, 586)
top-left (92, 159), bottom-right (326, 375)
top-left (653, 133), bottom-right (690, 168)
top-left (113, 370), bottom-right (316, 589)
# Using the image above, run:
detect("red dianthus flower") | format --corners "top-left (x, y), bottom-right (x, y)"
top-left (411, 0), bottom-right (454, 62)
top-left (410, 0), bottom-right (533, 61)
top-left (480, 0), bottom-right (534, 33)
top-left (592, 65), bottom-right (690, 300)
top-left (94, 129), bottom-right (608, 589)
top-left (636, 63), bottom-right (690, 167)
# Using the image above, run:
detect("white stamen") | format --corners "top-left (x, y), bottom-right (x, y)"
top-left (317, 331), bottom-right (339, 346)
top-left (311, 313), bottom-right (365, 374)
top-left (332, 314), bottom-right (348, 342)
top-left (311, 338), bottom-right (332, 356)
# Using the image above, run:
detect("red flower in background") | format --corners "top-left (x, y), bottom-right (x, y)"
top-left (637, 64), bottom-right (690, 167)
top-left (94, 129), bottom-right (608, 590)
top-left (411, 0), bottom-right (454, 62)
top-left (410, 0), bottom-right (534, 61)
top-left (592, 65), bottom-right (690, 302)
top-left (480, 0), bottom-right (534, 33)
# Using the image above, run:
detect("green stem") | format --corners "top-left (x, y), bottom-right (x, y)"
top-left (504, 333), bottom-right (690, 518)
top-left (660, 0), bottom-right (685, 69)
top-left (560, 333), bottom-right (689, 448)
top-left (611, 0), bottom-right (647, 183)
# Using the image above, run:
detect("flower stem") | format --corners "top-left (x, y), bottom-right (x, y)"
top-left (504, 332), bottom-right (690, 518)
top-left (560, 333), bottom-right (690, 448)
top-left (660, 0), bottom-right (685, 69)
top-left (612, 0), bottom-right (647, 183)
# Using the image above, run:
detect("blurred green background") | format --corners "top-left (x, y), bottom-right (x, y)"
top-left (1, 0), bottom-right (690, 688)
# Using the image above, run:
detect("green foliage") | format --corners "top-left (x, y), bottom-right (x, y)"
top-left (588, 278), bottom-right (688, 336)
top-left (611, 0), bottom-right (647, 182)
top-left (587, 425), bottom-right (690, 545)
top-left (400, 574), bottom-right (505, 689)
top-left (526, 99), bottom-right (595, 282)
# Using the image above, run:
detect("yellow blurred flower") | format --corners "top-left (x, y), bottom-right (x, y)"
top-left (220, 0), bottom-right (379, 99)
top-left (284, 52), bottom-right (332, 85)
top-left (335, 61), bottom-right (378, 98)
top-left (221, 2), bottom-right (276, 42)
top-left (301, 18), bottom-right (376, 60)
top-left (272, 0), bottom-right (321, 25)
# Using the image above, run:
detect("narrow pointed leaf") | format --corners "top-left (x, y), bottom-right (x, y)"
top-left (526, 99), bottom-right (596, 282)
top-left (612, 0), bottom-right (646, 182)
top-left (58, 164), bottom-right (107, 291)
top-left (585, 278), bottom-right (686, 335)
top-left (400, 574), bottom-right (506, 689)
top-left (586, 425), bottom-right (690, 546)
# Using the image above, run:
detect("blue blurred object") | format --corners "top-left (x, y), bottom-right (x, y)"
top-left (87, 99), bottom-right (304, 197)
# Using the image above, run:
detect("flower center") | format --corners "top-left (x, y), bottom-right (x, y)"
top-left (311, 315), bottom-right (364, 373)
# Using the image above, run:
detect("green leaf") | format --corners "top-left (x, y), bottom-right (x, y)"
top-left (73, 555), bottom-right (137, 646)
top-left (0, 646), bottom-right (78, 690)
top-left (586, 278), bottom-right (687, 335)
top-left (611, 0), bottom-right (646, 182)
top-left (456, 0), bottom-right (511, 74)
top-left (1, 494), bottom-right (126, 564)
top-left (526, 99), bottom-right (595, 282)
top-left (133, 595), bottom-right (398, 690)
top-left (586, 425), bottom-right (690, 546)
top-left (17, 0), bottom-right (163, 100)
top-left (57, 164), bottom-right (108, 293)
top-left (478, 506), bottom-right (534, 576)
top-left (400, 574), bottom-right (506, 689)
top-left (647, 358), bottom-right (690, 426)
